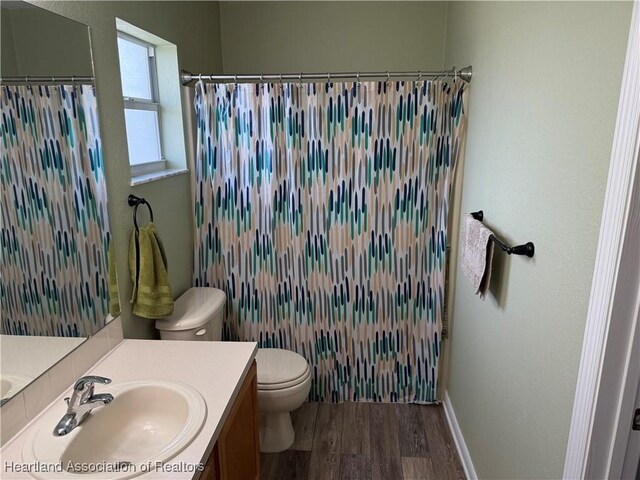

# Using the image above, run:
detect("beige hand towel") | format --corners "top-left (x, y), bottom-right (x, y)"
top-left (461, 214), bottom-right (494, 299)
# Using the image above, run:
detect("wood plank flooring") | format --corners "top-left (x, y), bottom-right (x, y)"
top-left (261, 403), bottom-right (465, 480)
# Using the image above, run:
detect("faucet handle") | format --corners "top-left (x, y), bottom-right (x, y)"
top-left (74, 375), bottom-right (112, 392)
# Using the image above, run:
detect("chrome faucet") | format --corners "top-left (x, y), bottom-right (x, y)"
top-left (53, 375), bottom-right (114, 436)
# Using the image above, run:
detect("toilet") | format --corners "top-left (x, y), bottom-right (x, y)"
top-left (254, 348), bottom-right (311, 452)
top-left (156, 287), bottom-right (311, 453)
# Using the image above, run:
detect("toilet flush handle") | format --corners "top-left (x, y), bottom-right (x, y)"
top-left (195, 328), bottom-right (207, 336)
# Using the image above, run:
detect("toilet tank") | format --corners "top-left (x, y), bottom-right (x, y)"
top-left (155, 287), bottom-right (226, 341)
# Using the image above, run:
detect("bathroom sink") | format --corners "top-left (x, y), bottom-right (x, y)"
top-left (0, 372), bottom-right (33, 400)
top-left (22, 380), bottom-right (207, 479)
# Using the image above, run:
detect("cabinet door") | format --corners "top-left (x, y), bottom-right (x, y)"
top-left (203, 361), bottom-right (260, 480)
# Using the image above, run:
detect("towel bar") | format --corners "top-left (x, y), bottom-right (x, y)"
top-left (470, 211), bottom-right (535, 258)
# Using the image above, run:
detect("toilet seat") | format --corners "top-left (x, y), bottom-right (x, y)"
top-left (256, 348), bottom-right (310, 391)
top-left (258, 369), bottom-right (311, 391)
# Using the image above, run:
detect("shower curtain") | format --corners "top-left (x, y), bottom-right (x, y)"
top-left (193, 80), bottom-right (467, 402)
top-left (0, 84), bottom-right (111, 337)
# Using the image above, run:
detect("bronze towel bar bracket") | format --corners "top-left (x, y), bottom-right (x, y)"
top-left (128, 194), bottom-right (154, 232)
top-left (471, 211), bottom-right (535, 258)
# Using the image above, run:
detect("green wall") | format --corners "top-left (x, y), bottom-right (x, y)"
top-left (1, 9), bottom-right (18, 74)
top-left (30, 1), bottom-right (224, 339)
top-left (1, 7), bottom-right (92, 77)
top-left (219, 1), bottom-right (448, 72)
top-left (443, 2), bottom-right (632, 478)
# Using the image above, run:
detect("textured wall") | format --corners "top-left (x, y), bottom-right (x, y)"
top-left (219, 1), bottom-right (448, 73)
top-left (30, 1), bottom-right (224, 339)
top-left (443, 2), bottom-right (632, 478)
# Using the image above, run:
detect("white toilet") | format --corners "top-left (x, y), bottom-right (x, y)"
top-left (156, 287), bottom-right (311, 453)
top-left (254, 348), bottom-right (311, 452)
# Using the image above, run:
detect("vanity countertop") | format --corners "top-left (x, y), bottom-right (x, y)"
top-left (0, 339), bottom-right (258, 479)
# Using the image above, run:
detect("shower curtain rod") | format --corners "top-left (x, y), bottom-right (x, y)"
top-left (0, 75), bottom-right (94, 85)
top-left (180, 66), bottom-right (472, 86)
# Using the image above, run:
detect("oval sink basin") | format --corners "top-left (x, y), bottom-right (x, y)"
top-left (22, 380), bottom-right (207, 479)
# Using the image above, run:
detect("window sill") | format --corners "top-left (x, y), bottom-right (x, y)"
top-left (130, 168), bottom-right (189, 186)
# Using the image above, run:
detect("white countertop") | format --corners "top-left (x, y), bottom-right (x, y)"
top-left (0, 339), bottom-right (258, 479)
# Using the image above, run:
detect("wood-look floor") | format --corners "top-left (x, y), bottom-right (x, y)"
top-left (261, 403), bottom-right (465, 480)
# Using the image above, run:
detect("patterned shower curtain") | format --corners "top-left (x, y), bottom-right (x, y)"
top-left (193, 80), bottom-right (467, 402)
top-left (0, 85), bottom-right (110, 337)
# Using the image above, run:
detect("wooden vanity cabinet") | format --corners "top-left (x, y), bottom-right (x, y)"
top-left (201, 361), bottom-right (260, 480)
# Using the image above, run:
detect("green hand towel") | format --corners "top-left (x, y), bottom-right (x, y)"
top-left (108, 241), bottom-right (121, 317)
top-left (129, 223), bottom-right (174, 319)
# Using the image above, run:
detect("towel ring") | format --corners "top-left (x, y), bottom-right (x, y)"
top-left (128, 194), bottom-right (154, 232)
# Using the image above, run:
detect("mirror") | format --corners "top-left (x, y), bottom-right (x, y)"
top-left (0, 1), bottom-right (118, 403)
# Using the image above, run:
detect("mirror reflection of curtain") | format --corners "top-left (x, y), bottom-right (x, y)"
top-left (0, 84), bottom-right (111, 337)
top-left (193, 80), bottom-right (467, 402)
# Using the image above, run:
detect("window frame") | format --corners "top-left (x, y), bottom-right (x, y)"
top-left (117, 31), bottom-right (166, 177)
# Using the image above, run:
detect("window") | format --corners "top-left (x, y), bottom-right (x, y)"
top-left (117, 32), bottom-right (165, 176)
top-left (115, 19), bottom-right (189, 185)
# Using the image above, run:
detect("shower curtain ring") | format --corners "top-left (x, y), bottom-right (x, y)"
top-left (327, 72), bottom-right (331, 83)
top-left (280, 73), bottom-right (283, 83)
top-left (416, 71), bottom-right (422, 82)
top-left (386, 71), bottom-right (390, 83)
top-left (357, 72), bottom-right (360, 83)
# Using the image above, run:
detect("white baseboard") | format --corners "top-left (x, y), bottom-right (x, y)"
top-left (443, 391), bottom-right (478, 480)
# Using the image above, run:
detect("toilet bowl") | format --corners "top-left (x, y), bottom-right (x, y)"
top-left (156, 288), bottom-right (311, 453)
top-left (255, 348), bottom-right (311, 453)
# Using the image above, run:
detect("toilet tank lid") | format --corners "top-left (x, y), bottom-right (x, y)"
top-left (155, 288), bottom-right (225, 331)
